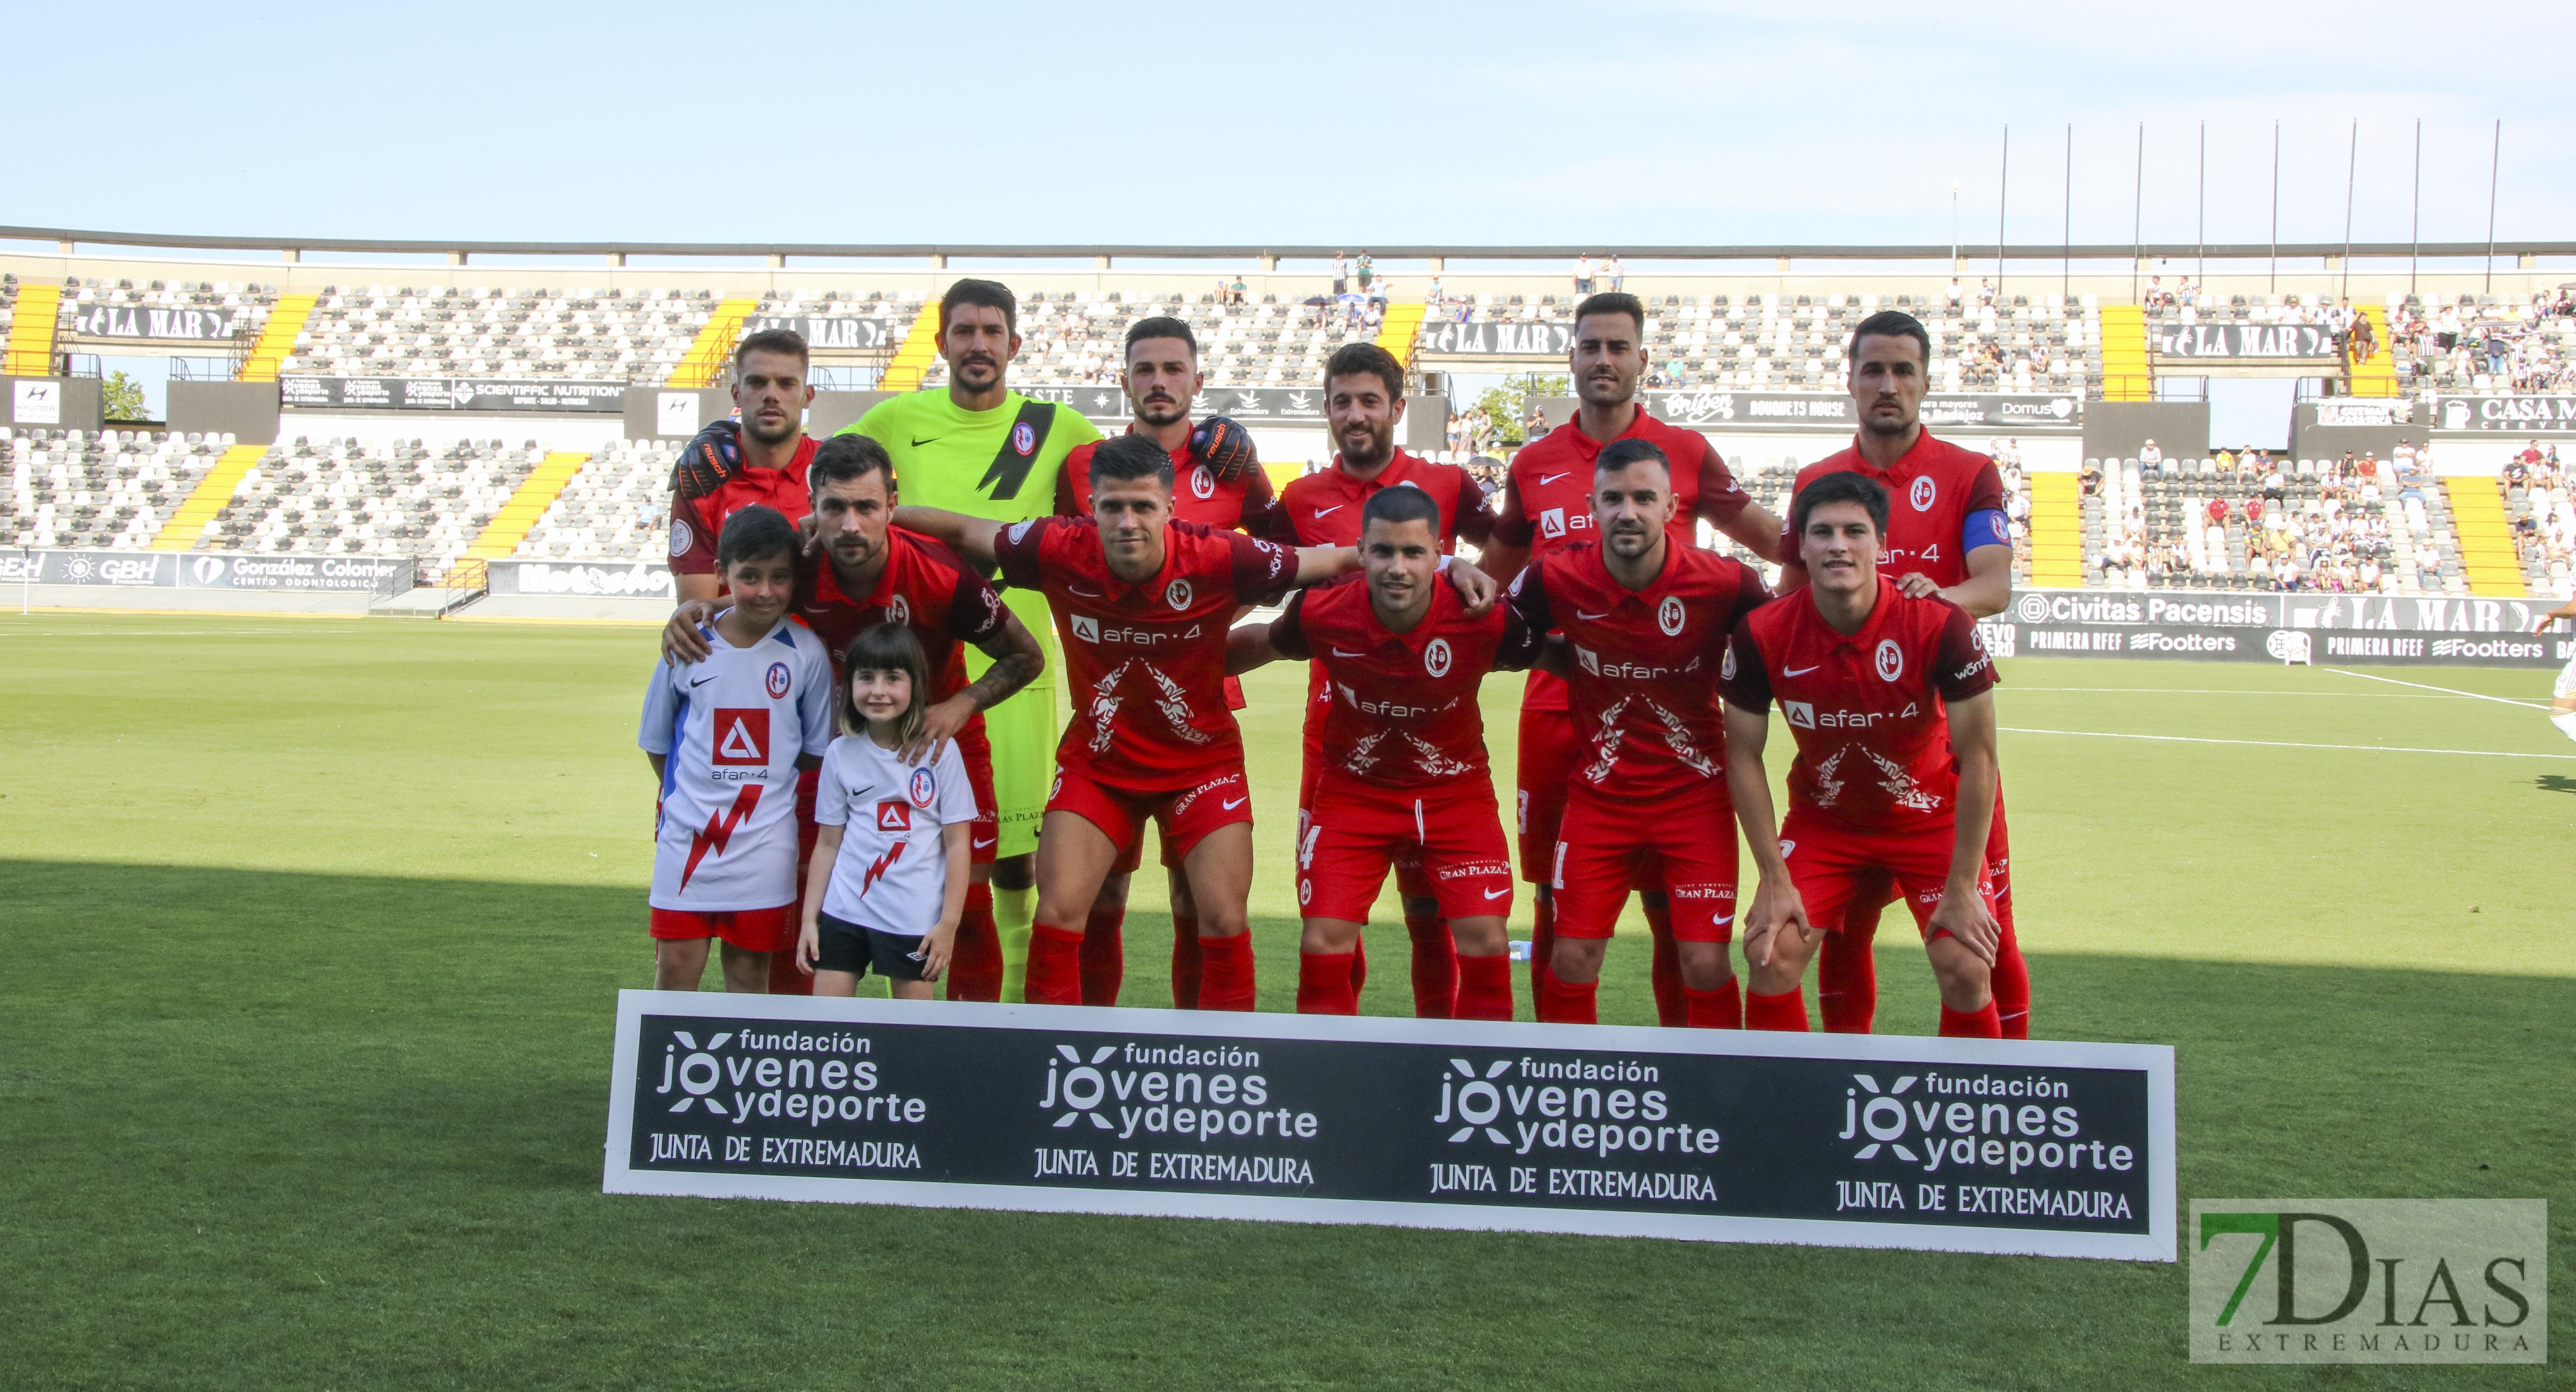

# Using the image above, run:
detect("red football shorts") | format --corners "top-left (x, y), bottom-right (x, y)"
top-left (1829, 793), bottom-right (2011, 925)
top-left (1515, 704), bottom-right (1578, 882)
top-left (1550, 782), bottom-right (1737, 942)
top-left (1297, 673), bottom-right (1436, 901)
top-left (1048, 766), bottom-right (1253, 867)
top-left (1298, 771), bottom-right (1513, 922)
top-left (1779, 807), bottom-right (1999, 945)
top-left (650, 903), bottom-right (796, 952)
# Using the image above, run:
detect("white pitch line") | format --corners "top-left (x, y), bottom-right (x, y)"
top-left (1997, 726), bottom-right (2576, 761)
top-left (2324, 668), bottom-right (2555, 711)
top-left (2008, 686), bottom-right (2459, 698)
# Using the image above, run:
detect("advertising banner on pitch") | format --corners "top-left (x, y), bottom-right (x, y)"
top-left (485, 558), bottom-right (675, 601)
top-left (605, 993), bottom-right (2175, 1261)
top-left (2429, 395), bottom-right (2576, 434)
top-left (0, 547), bottom-right (412, 594)
top-left (1989, 588), bottom-right (2569, 669)
top-left (280, 376), bottom-right (626, 413)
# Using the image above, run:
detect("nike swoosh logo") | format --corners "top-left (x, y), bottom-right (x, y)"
top-left (1068, 585), bottom-right (1104, 597)
top-left (1783, 664), bottom-right (1820, 676)
top-left (1483, 887), bottom-right (1510, 900)
top-left (688, 674), bottom-right (717, 688)
top-left (1575, 610), bottom-right (1610, 621)
top-left (911, 436), bottom-right (940, 447)
top-left (1538, 473), bottom-right (1567, 485)
top-left (1713, 914), bottom-right (1734, 925)
top-left (1312, 505), bottom-right (1343, 517)
top-left (972, 837), bottom-right (995, 849)
top-left (1329, 647), bottom-right (1370, 658)
top-left (802, 604), bottom-right (835, 613)
top-left (1221, 797), bottom-right (1248, 810)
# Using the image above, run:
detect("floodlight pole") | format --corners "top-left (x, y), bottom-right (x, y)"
top-left (2409, 118), bottom-right (2421, 298)
top-left (2340, 117), bottom-right (2356, 305)
top-left (2130, 122), bottom-right (2144, 305)
top-left (1997, 125), bottom-right (2009, 299)
top-left (2484, 118), bottom-right (2501, 297)
top-left (2063, 124), bottom-right (2073, 304)
top-left (2269, 121), bottom-right (2280, 294)
top-left (2197, 121), bottom-right (2206, 289)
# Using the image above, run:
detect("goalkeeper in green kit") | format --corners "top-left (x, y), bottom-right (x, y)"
top-left (837, 279), bottom-right (1097, 1001)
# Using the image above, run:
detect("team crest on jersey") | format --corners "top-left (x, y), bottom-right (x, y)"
top-left (1874, 638), bottom-right (1905, 682)
top-left (1910, 476), bottom-right (1937, 512)
top-left (1011, 422), bottom-right (1037, 456)
top-left (1720, 644), bottom-right (1737, 681)
top-left (1190, 464), bottom-right (1215, 499)
top-left (1006, 520), bottom-right (1036, 545)
top-left (1658, 595), bottom-right (1686, 636)
top-left (1165, 578), bottom-right (1193, 611)
top-left (668, 519), bottom-right (693, 557)
top-left (887, 594), bottom-right (912, 628)
top-left (875, 801), bottom-right (912, 831)
top-left (765, 661), bottom-right (791, 699)
top-left (712, 708), bottom-right (770, 765)
top-left (1424, 637), bottom-right (1453, 677)
top-left (908, 767), bottom-right (936, 808)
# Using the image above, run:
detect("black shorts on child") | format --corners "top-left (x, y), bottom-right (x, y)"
top-left (814, 911), bottom-right (927, 981)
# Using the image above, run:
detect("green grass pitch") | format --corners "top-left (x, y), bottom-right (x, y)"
top-left (1, 610), bottom-right (2569, 1390)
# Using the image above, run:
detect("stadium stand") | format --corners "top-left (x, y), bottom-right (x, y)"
top-left (178, 436), bottom-right (550, 584)
top-left (512, 439), bottom-right (669, 563)
top-left (286, 286), bottom-right (730, 381)
top-left (4, 429), bottom-right (239, 551)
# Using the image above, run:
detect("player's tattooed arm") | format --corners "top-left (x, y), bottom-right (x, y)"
top-left (909, 613), bottom-right (1045, 764)
top-left (1930, 690), bottom-right (2002, 963)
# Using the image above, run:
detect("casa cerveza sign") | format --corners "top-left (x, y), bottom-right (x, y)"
top-left (604, 993), bottom-right (2175, 1260)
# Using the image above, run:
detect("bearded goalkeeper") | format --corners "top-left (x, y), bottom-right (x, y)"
top-left (835, 279), bottom-right (1100, 998)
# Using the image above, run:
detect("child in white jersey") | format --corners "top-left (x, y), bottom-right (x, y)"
top-left (638, 505), bottom-right (833, 992)
top-left (799, 622), bottom-right (976, 998)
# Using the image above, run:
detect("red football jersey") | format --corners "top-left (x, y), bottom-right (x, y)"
top-left (1273, 449), bottom-right (1495, 552)
top-left (1058, 431), bottom-right (1280, 535)
top-left (993, 516), bottom-right (1298, 791)
top-left (668, 436), bottom-right (821, 575)
top-left (1780, 429), bottom-right (2006, 590)
top-left (792, 527), bottom-right (1009, 701)
top-left (1490, 409), bottom-right (1751, 712)
top-left (1501, 542), bottom-right (1769, 804)
top-left (1720, 576), bottom-right (1998, 832)
top-left (1270, 574), bottom-right (1514, 791)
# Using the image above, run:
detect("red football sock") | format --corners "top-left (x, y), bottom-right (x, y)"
top-left (1296, 952), bottom-right (1359, 1015)
top-left (1078, 899), bottom-right (1125, 1007)
top-left (1527, 892), bottom-right (1555, 999)
top-left (1454, 953), bottom-right (1513, 1021)
top-left (1683, 978), bottom-right (1742, 1029)
top-left (1641, 893), bottom-right (1684, 1028)
top-left (1990, 910), bottom-right (2031, 1040)
top-left (1817, 917), bottom-right (1880, 1034)
top-left (1744, 986), bottom-right (1810, 1032)
top-left (1938, 1001), bottom-right (2003, 1038)
top-left (1349, 935), bottom-right (1370, 994)
top-left (1168, 904), bottom-right (1202, 1010)
top-left (1404, 913), bottom-right (1458, 1019)
top-left (946, 883), bottom-right (1002, 1002)
top-left (1534, 965), bottom-right (1598, 1025)
top-left (1022, 921), bottom-right (1083, 1006)
top-left (1196, 932), bottom-right (1256, 1012)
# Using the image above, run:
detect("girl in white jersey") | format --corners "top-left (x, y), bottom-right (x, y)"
top-left (799, 623), bottom-right (977, 998)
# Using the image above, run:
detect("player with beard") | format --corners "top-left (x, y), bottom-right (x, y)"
top-left (841, 280), bottom-right (1104, 1002)
top-left (1056, 316), bottom-right (1273, 1008)
top-left (1772, 309), bottom-right (2028, 1037)
top-left (1227, 485), bottom-right (1528, 1021)
top-left (665, 328), bottom-right (826, 993)
top-left (892, 434), bottom-right (1497, 1009)
top-left (662, 434), bottom-right (1048, 1001)
top-left (1477, 293), bottom-right (1783, 1027)
top-left (1498, 439), bottom-right (1770, 1026)
top-left (1269, 342), bottom-right (1495, 1019)
top-left (1722, 469), bottom-right (2005, 1035)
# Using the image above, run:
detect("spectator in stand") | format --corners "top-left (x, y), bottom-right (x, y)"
top-left (1333, 252), bottom-right (1349, 298)
top-left (1606, 254), bottom-right (1624, 292)
top-left (2078, 459), bottom-right (2101, 497)
top-left (1446, 412), bottom-right (1464, 455)
top-left (1977, 278), bottom-right (1996, 308)
top-left (1574, 254), bottom-right (1593, 295)
top-left (1356, 251), bottom-right (1375, 292)
top-left (1426, 274), bottom-right (1443, 307)
top-left (2139, 439), bottom-right (2163, 472)
top-left (1945, 277), bottom-right (1964, 309)
top-left (2262, 464), bottom-right (2286, 503)
top-left (1231, 275), bottom-right (1248, 306)
top-left (2208, 496), bottom-right (2230, 528)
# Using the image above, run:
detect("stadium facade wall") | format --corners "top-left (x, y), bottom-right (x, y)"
top-left (3, 376), bottom-right (104, 431)
top-left (2084, 401), bottom-right (2208, 462)
top-left (1989, 587), bottom-right (2570, 668)
top-left (167, 380), bottom-right (280, 444)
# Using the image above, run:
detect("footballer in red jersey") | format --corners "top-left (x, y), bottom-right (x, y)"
top-left (1499, 437), bottom-right (1770, 1028)
top-left (1227, 485), bottom-right (1526, 1022)
top-left (664, 328), bottom-right (827, 993)
top-left (1722, 468), bottom-right (2005, 1037)
top-left (894, 433), bottom-right (1498, 1011)
top-left (1477, 293), bottom-right (1785, 1026)
top-left (1773, 309), bottom-right (2030, 1038)
top-left (660, 435), bottom-right (1048, 1003)
top-left (1053, 316), bottom-right (1276, 1009)
top-left (1268, 342), bottom-right (1498, 1019)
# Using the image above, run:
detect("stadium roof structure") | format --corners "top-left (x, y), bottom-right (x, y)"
top-left (3, 224), bottom-right (2571, 267)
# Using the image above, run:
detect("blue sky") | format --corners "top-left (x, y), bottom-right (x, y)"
top-left (9, 1), bottom-right (2569, 254)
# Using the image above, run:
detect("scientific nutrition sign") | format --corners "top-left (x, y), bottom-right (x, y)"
top-left (604, 993), bottom-right (2175, 1260)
